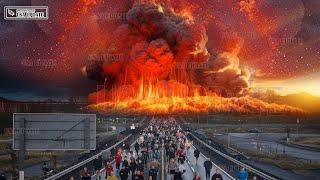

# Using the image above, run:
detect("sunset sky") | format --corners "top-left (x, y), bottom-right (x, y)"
top-left (253, 72), bottom-right (320, 97)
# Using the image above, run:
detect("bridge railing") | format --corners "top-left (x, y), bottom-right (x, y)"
top-left (44, 134), bottom-right (132, 180)
top-left (91, 138), bottom-right (139, 179)
top-left (190, 133), bottom-right (279, 180)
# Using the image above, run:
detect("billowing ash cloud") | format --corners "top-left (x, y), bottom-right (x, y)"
top-left (84, 1), bottom-right (250, 102)
top-left (129, 39), bottom-right (174, 83)
top-left (201, 51), bottom-right (251, 96)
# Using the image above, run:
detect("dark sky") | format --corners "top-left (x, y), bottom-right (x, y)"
top-left (0, 0), bottom-right (319, 101)
top-left (0, 0), bottom-right (96, 101)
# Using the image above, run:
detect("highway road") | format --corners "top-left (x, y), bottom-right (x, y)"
top-left (93, 127), bottom-right (234, 180)
top-left (215, 133), bottom-right (320, 161)
top-left (43, 117), bottom-right (294, 180)
top-left (186, 144), bottom-right (234, 180)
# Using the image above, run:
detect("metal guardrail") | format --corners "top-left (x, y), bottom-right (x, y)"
top-left (45, 134), bottom-right (132, 180)
top-left (185, 152), bottom-right (195, 174)
top-left (180, 125), bottom-right (234, 179)
top-left (91, 138), bottom-right (138, 178)
top-left (189, 143), bottom-right (236, 180)
top-left (190, 133), bottom-right (278, 180)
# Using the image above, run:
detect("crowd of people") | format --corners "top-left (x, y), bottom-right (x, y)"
top-left (73, 118), bottom-right (252, 180)
top-left (163, 119), bottom-right (226, 180)
top-left (77, 118), bottom-right (167, 180)
top-left (163, 119), bottom-right (187, 180)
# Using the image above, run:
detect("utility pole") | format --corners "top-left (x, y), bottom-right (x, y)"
top-left (227, 133), bottom-right (230, 148)
top-left (286, 126), bottom-right (290, 143)
top-left (296, 118), bottom-right (300, 140)
top-left (206, 113), bottom-right (208, 124)
top-left (18, 118), bottom-right (26, 180)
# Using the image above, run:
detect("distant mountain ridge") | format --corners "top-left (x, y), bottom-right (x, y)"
top-left (252, 91), bottom-right (320, 113)
top-left (0, 96), bottom-right (87, 113)
top-left (280, 92), bottom-right (320, 113)
top-left (1, 92), bottom-right (319, 113)
top-left (0, 97), bottom-right (16, 103)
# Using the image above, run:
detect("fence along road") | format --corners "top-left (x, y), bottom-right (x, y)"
top-left (190, 133), bottom-right (279, 180)
top-left (185, 141), bottom-right (236, 180)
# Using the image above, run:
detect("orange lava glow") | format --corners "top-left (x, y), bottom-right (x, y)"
top-left (88, 80), bottom-right (305, 115)
top-left (82, 1), bottom-right (307, 116)
top-left (88, 95), bottom-right (304, 115)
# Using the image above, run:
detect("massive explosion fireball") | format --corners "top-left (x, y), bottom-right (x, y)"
top-left (81, 0), bottom-right (304, 115)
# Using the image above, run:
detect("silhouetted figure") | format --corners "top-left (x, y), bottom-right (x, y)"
top-left (194, 149), bottom-right (200, 164)
top-left (212, 169), bottom-right (223, 180)
top-left (204, 158), bottom-right (213, 179)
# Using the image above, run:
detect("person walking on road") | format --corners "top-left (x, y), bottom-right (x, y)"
top-left (93, 156), bottom-right (102, 180)
top-left (119, 166), bottom-right (130, 180)
top-left (176, 160), bottom-right (186, 180)
top-left (176, 147), bottom-right (185, 164)
top-left (122, 157), bottom-right (129, 168)
top-left (115, 150), bottom-right (122, 170)
top-left (130, 157), bottom-right (137, 178)
top-left (153, 148), bottom-right (160, 160)
top-left (168, 158), bottom-right (177, 180)
top-left (212, 169), bottom-right (223, 180)
top-left (167, 146), bottom-right (176, 160)
top-left (186, 140), bottom-right (192, 155)
top-left (173, 167), bottom-right (183, 180)
top-left (237, 167), bottom-right (248, 180)
top-left (102, 147), bottom-right (111, 162)
top-left (134, 141), bottom-right (140, 154)
top-left (149, 165), bottom-right (158, 180)
top-left (80, 167), bottom-right (91, 180)
top-left (132, 170), bottom-right (144, 180)
top-left (141, 144), bottom-right (148, 166)
top-left (194, 149), bottom-right (200, 165)
top-left (150, 158), bottom-right (160, 170)
top-left (105, 161), bottom-right (113, 178)
top-left (107, 172), bottom-right (118, 180)
top-left (204, 158), bottom-right (213, 180)
top-left (136, 154), bottom-right (144, 172)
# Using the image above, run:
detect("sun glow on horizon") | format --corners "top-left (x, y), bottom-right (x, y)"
top-left (253, 72), bottom-right (320, 97)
